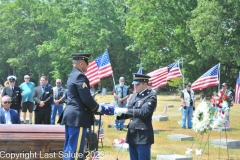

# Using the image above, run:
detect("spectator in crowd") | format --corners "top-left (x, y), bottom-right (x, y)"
top-left (115, 73), bottom-right (157, 160)
top-left (147, 82), bottom-right (156, 95)
top-left (51, 79), bottom-right (65, 124)
top-left (33, 76), bottom-right (53, 124)
top-left (220, 82), bottom-right (233, 127)
top-left (1, 76), bottom-right (22, 115)
top-left (180, 82), bottom-right (195, 129)
top-left (20, 75), bottom-right (35, 124)
top-left (0, 95), bottom-right (21, 124)
top-left (113, 77), bottom-right (130, 131)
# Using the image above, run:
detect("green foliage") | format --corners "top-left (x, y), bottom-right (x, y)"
top-left (0, 0), bottom-right (239, 89)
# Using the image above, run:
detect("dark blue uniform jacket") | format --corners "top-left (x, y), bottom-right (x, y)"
top-left (117, 89), bottom-right (157, 145)
top-left (60, 67), bottom-right (99, 128)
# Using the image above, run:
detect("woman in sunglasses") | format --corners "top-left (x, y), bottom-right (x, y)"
top-left (0, 95), bottom-right (21, 124)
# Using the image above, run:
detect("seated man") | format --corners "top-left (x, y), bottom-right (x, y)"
top-left (0, 95), bottom-right (21, 124)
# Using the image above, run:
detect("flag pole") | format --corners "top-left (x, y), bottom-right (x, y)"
top-left (112, 74), bottom-right (116, 87)
top-left (218, 63), bottom-right (221, 92)
top-left (181, 57), bottom-right (184, 89)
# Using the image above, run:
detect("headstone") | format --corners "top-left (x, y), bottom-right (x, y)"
top-left (153, 129), bottom-right (160, 134)
top-left (113, 143), bottom-right (129, 152)
top-left (108, 124), bottom-right (128, 128)
top-left (211, 139), bottom-right (240, 149)
top-left (152, 115), bottom-right (168, 121)
top-left (212, 127), bottom-right (232, 132)
top-left (108, 124), bottom-right (113, 128)
top-left (178, 121), bottom-right (182, 126)
top-left (168, 134), bottom-right (194, 141)
top-left (176, 108), bottom-right (182, 111)
top-left (163, 104), bottom-right (174, 108)
top-left (156, 154), bottom-right (193, 160)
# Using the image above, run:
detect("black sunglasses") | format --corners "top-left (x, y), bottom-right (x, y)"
top-left (56, 82), bottom-right (61, 84)
top-left (24, 77), bottom-right (30, 79)
top-left (3, 101), bottom-right (12, 104)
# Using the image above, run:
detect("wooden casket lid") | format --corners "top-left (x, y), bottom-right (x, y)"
top-left (0, 124), bottom-right (65, 141)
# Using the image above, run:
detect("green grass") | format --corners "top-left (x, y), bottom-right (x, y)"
top-left (92, 94), bottom-right (240, 160)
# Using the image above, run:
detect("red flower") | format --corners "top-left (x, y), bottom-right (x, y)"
top-left (223, 94), bottom-right (228, 99)
top-left (222, 110), bottom-right (225, 115)
top-left (220, 91), bottom-right (224, 95)
top-left (219, 98), bottom-right (223, 103)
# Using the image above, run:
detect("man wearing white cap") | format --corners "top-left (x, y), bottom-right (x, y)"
top-left (1, 75), bottom-right (22, 115)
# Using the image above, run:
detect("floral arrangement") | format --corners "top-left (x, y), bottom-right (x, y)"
top-left (192, 101), bottom-right (215, 134)
top-left (209, 92), bottom-right (229, 129)
top-left (192, 92), bottom-right (230, 134)
top-left (188, 92), bottom-right (230, 156)
top-left (111, 138), bottom-right (125, 146)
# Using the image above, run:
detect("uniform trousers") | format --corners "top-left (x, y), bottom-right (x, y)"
top-left (129, 144), bottom-right (151, 160)
top-left (64, 126), bottom-right (87, 160)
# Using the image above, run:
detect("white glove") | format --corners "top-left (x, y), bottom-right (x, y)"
top-left (114, 108), bottom-right (128, 116)
top-left (97, 104), bottom-right (103, 113)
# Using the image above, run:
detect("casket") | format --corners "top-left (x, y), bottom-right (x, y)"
top-left (0, 124), bottom-right (64, 160)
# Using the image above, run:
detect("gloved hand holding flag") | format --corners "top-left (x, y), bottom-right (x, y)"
top-left (97, 103), bottom-right (115, 115)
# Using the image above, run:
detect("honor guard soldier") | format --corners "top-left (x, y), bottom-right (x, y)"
top-left (115, 73), bottom-right (157, 160)
top-left (1, 76), bottom-right (22, 115)
top-left (59, 53), bottom-right (114, 160)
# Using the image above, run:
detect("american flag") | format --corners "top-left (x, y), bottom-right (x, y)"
top-left (147, 60), bottom-right (182, 90)
top-left (191, 63), bottom-right (220, 91)
top-left (85, 50), bottom-right (113, 87)
top-left (148, 67), bottom-right (168, 90)
top-left (137, 65), bottom-right (142, 74)
top-left (234, 72), bottom-right (240, 103)
top-left (166, 60), bottom-right (182, 80)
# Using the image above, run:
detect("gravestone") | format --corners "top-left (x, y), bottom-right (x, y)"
top-left (152, 115), bottom-right (168, 121)
top-left (108, 124), bottom-right (128, 128)
top-left (113, 143), bottom-right (129, 152)
top-left (211, 139), bottom-right (240, 149)
top-left (212, 127), bottom-right (232, 132)
top-left (156, 154), bottom-right (193, 160)
top-left (153, 129), bottom-right (160, 134)
top-left (168, 134), bottom-right (194, 141)
top-left (178, 121), bottom-right (182, 126)
top-left (163, 104), bottom-right (174, 108)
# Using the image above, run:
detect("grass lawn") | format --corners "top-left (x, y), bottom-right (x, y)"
top-left (92, 94), bottom-right (240, 160)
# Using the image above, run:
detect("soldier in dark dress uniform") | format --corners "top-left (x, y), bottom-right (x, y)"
top-left (115, 73), bottom-right (157, 160)
top-left (1, 76), bottom-right (22, 114)
top-left (59, 53), bottom-right (114, 160)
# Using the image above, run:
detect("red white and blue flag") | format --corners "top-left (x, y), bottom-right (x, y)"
top-left (191, 63), bottom-right (220, 91)
top-left (235, 72), bottom-right (240, 103)
top-left (85, 50), bottom-right (113, 87)
top-left (166, 60), bottom-right (182, 81)
top-left (147, 60), bottom-right (182, 90)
